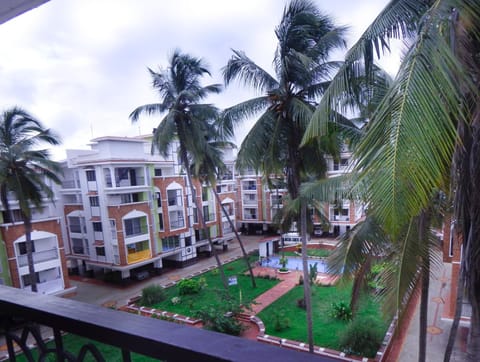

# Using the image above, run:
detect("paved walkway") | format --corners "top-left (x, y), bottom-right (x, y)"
top-left (397, 262), bottom-right (468, 361)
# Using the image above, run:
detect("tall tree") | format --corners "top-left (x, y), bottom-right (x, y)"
top-left (221, 0), bottom-right (347, 352)
top-left (303, 1), bottom-right (480, 360)
top-left (0, 107), bottom-right (61, 293)
top-left (130, 50), bottom-right (229, 289)
top-left (189, 123), bottom-right (257, 288)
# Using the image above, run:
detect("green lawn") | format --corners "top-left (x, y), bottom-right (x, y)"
top-left (15, 334), bottom-right (159, 362)
top-left (257, 283), bottom-right (390, 350)
top-left (282, 249), bottom-right (332, 258)
top-left (147, 257), bottom-right (279, 316)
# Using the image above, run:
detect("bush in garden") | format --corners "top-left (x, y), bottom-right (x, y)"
top-left (297, 297), bottom-right (306, 309)
top-left (273, 310), bottom-right (291, 331)
top-left (329, 300), bottom-right (353, 321)
top-left (338, 316), bottom-right (384, 358)
top-left (139, 285), bottom-right (165, 306)
top-left (178, 279), bottom-right (201, 295)
top-left (171, 296), bottom-right (181, 305)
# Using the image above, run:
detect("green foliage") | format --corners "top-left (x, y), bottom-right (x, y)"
top-left (309, 262), bottom-right (318, 284)
top-left (195, 291), bottom-right (245, 336)
top-left (367, 262), bottom-right (386, 291)
top-left (338, 316), bottom-right (384, 358)
top-left (171, 296), bottom-right (181, 305)
top-left (273, 310), bottom-right (290, 332)
top-left (329, 301), bottom-right (352, 322)
top-left (139, 285), bottom-right (166, 306)
top-left (177, 279), bottom-right (201, 295)
top-left (279, 256), bottom-right (288, 268)
top-left (297, 297), bottom-right (306, 309)
top-left (150, 257), bottom-right (277, 317)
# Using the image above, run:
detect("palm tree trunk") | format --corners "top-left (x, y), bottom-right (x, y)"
top-left (300, 201), bottom-right (314, 353)
top-left (418, 210), bottom-right (430, 362)
top-left (22, 214), bottom-right (37, 293)
top-left (350, 254), bottom-right (372, 317)
top-left (184, 167), bottom-right (228, 290)
top-left (212, 187), bottom-right (256, 288)
top-left (444, 250), bottom-right (466, 362)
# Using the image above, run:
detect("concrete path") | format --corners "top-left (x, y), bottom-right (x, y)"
top-left (398, 262), bottom-right (468, 361)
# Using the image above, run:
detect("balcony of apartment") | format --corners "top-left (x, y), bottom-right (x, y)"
top-left (242, 195), bottom-right (258, 206)
top-left (60, 179), bottom-right (81, 190)
top-left (17, 248), bottom-right (59, 267)
top-left (106, 192), bottom-right (149, 207)
top-left (103, 167), bottom-right (147, 189)
top-left (241, 180), bottom-right (257, 191)
top-left (127, 249), bottom-right (151, 264)
top-left (243, 209), bottom-right (258, 220)
top-left (0, 286), bottom-right (330, 362)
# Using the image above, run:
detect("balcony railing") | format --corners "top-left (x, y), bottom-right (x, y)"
top-left (0, 286), bottom-right (333, 362)
top-left (17, 249), bottom-right (59, 267)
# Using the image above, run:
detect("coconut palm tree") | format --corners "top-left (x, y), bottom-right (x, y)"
top-left (302, 1), bottom-right (480, 360)
top-left (189, 122), bottom-right (257, 288)
top-left (0, 107), bottom-right (62, 293)
top-left (129, 50), bottom-right (229, 290)
top-left (220, 0), bottom-right (348, 352)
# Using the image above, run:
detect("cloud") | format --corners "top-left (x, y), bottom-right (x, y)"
top-left (0, 0), bottom-right (394, 160)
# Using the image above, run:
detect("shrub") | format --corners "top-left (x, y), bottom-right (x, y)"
top-left (338, 316), bottom-right (384, 358)
top-left (171, 296), bottom-right (181, 305)
top-left (273, 310), bottom-right (290, 332)
top-left (196, 307), bottom-right (244, 335)
top-left (139, 285), bottom-right (165, 306)
top-left (329, 301), bottom-right (352, 321)
top-left (298, 275), bottom-right (304, 285)
top-left (178, 279), bottom-right (201, 295)
top-left (309, 262), bottom-right (318, 284)
top-left (297, 297), bottom-right (306, 309)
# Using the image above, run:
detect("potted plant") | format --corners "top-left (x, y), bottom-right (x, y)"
top-left (279, 256), bottom-right (289, 273)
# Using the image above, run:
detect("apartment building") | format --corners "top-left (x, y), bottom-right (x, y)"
top-left (0, 183), bottom-right (72, 295)
top-left (60, 136), bottom-right (234, 281)
top-left (236, 143), bottom-right (364, 237)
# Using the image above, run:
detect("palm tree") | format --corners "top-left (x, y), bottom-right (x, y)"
top-left (302, 1), bottom-right (480, 360)
top-left (189, 123), bottom-right (257, 288)
top-left (0, 107), bottom-right (62, 293)
top-left (130, 50), bottom-right (229, 290)
top-left (221, 0), bottom-right (347, 352)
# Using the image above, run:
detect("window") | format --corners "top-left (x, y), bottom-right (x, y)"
top-left (158, 213), bottom-right (164, 230)
top-left (185, 236), bottom-right (192, 247)
top-left (167, 189), bottom-right (182, 206)
top-left (96, 247), bottom-right (106, 256)
top-left (68, 216), bottom-right (84, 233)
top-left (124, 217), bottom-right (147, 237)
top-left (17, 242), bottom-right (35, 255)
top-left (86, 170), bottom-right (96, 181)
top-left (22, 272), bottom-right (40, 287)
top-left (169, 211), bottom-right (185, 229)
top-left (127, 240), bottom-right (149, 254)
top-left (71, 238), bottom-right (85, 254)
top-left (271, 194), bottom-right (283, 206)
top-left (162, 236), bottom-right (180, 251)
top-left (202, 187), bottom-right (208, 201)
top-left (120, 193), bottom-right (140, 204)
top-left (92, 222), bottom-right (103, 232)
top-left (203, 205), bottom-right (211, 221)
top-left (155, 192), bottom-right (162, 207)
top-left (154, 168), bottom-right (162, 177)
top-left (89, 196), bottom-right (99, 207)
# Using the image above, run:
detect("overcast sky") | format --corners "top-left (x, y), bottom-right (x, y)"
top-left (0, 0), bottom-right (398, 160)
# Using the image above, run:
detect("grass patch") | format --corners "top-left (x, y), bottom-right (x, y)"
top-left (15, 334), bottom-right (159, 362)
top-left (257, 284), bottom-right (390, 351)
top-left (282, 249), bottom-right (332, 258)
top-left (145, 257), bottom-right (278, 316)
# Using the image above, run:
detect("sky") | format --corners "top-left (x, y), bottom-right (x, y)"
top-left (0, 0), bottom-right (398, 160)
